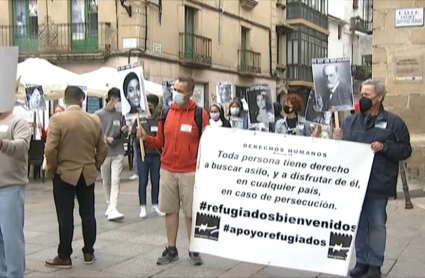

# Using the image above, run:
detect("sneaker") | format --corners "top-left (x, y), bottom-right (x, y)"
top-left (189, 251), bottom-right (203, 266)
top-left (105, 205), bottom-right (113, 217)
top-left (83, 253), bottom-right (96, 265)
top-left (139, 206), bottom-right (147, 218)
top-left (107, 209), bottom-right (124, 221)
top-left (366, 266), bottom-right (381, 278)
top-left (349, 263), bottom-right (369, 278)
top-left (152, 205), bottom-right (165, 216)
top-left (45, 256), bottom-right (72, 269)
top-left (129, 174), bottom-right (138, 180)
top-left (157, 247), bottom-right (179, 265)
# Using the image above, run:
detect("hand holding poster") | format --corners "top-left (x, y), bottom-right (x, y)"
top-left (190, 127), bottom-right (374, 276)
top-left (25, 86), bottom-right (46, 111)
top-left (312, 57), bottom-right (354, 112)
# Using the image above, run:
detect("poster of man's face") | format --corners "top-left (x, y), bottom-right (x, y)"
top-left (162, 80), bottom-right (175, 108)
top-left (216, 82), bottom-right (232, 104)
top-left (117, 63), bottom-right (149, 117)
top-left (246, 84), bottom-right (275, 124)
top-left (25, 86), bottom-right (46, 111)
top-left (312, 57), bottom-right (354, 112)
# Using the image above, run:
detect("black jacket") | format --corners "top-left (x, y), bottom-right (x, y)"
top-left (342, 106), bottom-right (412, 197)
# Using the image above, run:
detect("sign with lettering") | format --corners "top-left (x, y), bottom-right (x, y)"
top-left (395, 8), bottom-right (424, 27)
top-left (190, 127), bottom-right (374, 277)
top-left (393, 56), bottom-right (423, 83)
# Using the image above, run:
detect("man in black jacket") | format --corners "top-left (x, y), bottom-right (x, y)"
top-left (333, 79), bottom-right (411, 278)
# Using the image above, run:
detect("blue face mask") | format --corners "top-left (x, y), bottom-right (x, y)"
top-left (173, 91), bottom-right (186, 105)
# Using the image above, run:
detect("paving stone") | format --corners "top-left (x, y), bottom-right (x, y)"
top-left (26, 260), bottom-right (61, 273)
top-left (219, 263), bottom-right (264, 278)
top-left (26, 243), bottom-right (48, 255)
top-left (387, 261), bottom-right (425, 278)
top-left (103, 247), bottom-right (178, 277)
top-left (71, 252), bottom-right (132, 271)
top-left (96, 242), bottom-right (158, 257)
top-left (153, 264), bottom-right (225, 278)
top-left (252, 266), bottom-right (319, 278)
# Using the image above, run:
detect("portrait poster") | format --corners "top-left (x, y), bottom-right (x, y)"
top-left (192, 83), bottom-right (205, 108)
top-left (117, 62), bottom-right (149, 118)
top-left (216, 82), bottom-right (233, 104)
top-left (162, 80), bottom-right (175, 109)
top-left (312, 57), bottom-right (354, 112)
top-left (25, 85), bottom-right (46, 111)
top-left (246, 84), bottom-right (275, 124)
top-left (0, 47), bottom-right (19, 113)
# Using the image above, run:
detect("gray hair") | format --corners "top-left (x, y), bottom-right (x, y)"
top-left (361, 79), bottom-right (387, 97)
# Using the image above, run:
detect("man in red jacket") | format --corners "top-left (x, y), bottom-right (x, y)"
top-left (138, 77), bottom-right (209, 266)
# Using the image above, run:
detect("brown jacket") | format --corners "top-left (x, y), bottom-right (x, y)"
top-left (45, 105), bottom-right (108, 186)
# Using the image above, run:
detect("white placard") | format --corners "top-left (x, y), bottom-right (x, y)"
top-left (395, 8), bottom-right (424, 27)
top-left (190, 127), bottom-right (374, 277)
top-left (0, 47), bottom-right (19, 112)
top-left (123, 38), bottom-right (138, 49)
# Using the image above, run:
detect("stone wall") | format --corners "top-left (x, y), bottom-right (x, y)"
top-left (373, 0), bottom-right (425, 184)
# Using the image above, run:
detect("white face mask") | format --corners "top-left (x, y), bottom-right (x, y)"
top-left (230, 107), bottom-right (240, 116)
top-left (173, 91), bottom-right (186, 105)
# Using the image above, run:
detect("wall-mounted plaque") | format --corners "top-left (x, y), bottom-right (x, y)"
top-left (393, 56), bottom-right (423, 83)
top-left (395, 8), bottom-right (424, 27)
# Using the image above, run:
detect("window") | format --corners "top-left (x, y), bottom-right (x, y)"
top-left (240, 27), bottom-right (250, 69)
top-left (287, 0), bottom-right (328, 29)
top-left (14, 0), bottom-right (38, 39)
top-left (287, 25), bottom-right (328, 81)
top-left (71, 0), bottom-right (99, 52)
top-left (353, 0), bottom-right (358, 9)
top-left (364, 0), bottom-right (373, 22)
top-left (184, 6), bottom-right (196, 57)
top-left (235, 86), bottom-right (250, 100)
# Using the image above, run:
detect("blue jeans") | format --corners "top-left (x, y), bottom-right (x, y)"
top-left (136, 152), bottom-right (161, 206)
top-left (0, 185), bottom-right (25, 278)
top-left (355, 195), bottom-right (388, 267)
top-left (133, 141), bottom-right (138, 174)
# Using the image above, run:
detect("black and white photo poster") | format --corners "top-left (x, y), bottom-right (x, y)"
top-left (25, 86), bottom-right (46, 111)
top-left (162, 80), bottom-right (174, 109)
top-left (305, 88), bottom-right (326, 124)
top-left (80, 86), bottom-right (88, 112)
top-left (312, 57), bottom-right (354, 112)
top-left (216, 82), bottom-right (233, 104)
top-left (117, 62), bottom-right (149, 117)
top-left (246, 84), bottom-right (275, 124)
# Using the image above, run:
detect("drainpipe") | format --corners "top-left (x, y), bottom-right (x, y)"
top-left (144, 3), bottom-right (148, 51)
top-left (269, 29), bottom-right (273, 78)
top-left (115, 0), bottom-right (119, 48)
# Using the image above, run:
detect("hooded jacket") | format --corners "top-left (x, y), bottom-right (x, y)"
top-left (145, 100), bottom-right (209, 172)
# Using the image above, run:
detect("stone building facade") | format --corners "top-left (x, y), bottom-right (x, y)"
top-left (373, 0), bottom-right (425, 186)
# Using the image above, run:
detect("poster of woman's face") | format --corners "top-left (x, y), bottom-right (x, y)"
top-left (246, 85), bottom-right (275, 124)
top-left (117, 63), bottom-right (148, 116)
top-left (25, 86), bottom-right (46, 111)
top-left (162, 80), bottom-right (175, 108)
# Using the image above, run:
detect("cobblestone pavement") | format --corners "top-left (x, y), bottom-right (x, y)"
top-left (23, 174), bottom-right (425, 278)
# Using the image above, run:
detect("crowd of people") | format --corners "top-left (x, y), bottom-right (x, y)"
top-left (0, 77), bottom-right (412, 278)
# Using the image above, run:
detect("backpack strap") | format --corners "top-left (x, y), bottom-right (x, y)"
top-left (194, 106), bottom-right (203, 139)
top-left (160, 106), bottom-right (170, 147)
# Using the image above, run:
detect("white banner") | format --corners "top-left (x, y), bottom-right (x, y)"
top-left (190, 127), bottom-right (374, 276)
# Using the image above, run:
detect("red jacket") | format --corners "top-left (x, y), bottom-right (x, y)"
top-left (145, 100), bottom-right (209, 172)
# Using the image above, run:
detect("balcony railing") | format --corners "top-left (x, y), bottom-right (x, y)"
top-left (238, 49), bottom-right (261, 75)
top-left (287, 1), bottom-right (328, 30)
top-left (179, 32), bottom-right (212, 67)
top-left (352, 65), bottom-right (372, 81)
top-left (0, 22), bottom-right (112, 56)
top-left (351, 16), bottom-right (372, 35)
top-left (287, 64), bottom-right (313, 82)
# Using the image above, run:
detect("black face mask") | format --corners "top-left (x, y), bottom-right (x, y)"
top-left (283, 105), bottom-right (294, 114)
top-left (359, 97), bottom-right (373, 112)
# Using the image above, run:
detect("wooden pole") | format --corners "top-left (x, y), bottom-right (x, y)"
top-left (136, 112), bottom-right (145, 162)
top-left (334, 111), bottom-right (340, 129)
top-left (37, 111), bottom-right (43, 138)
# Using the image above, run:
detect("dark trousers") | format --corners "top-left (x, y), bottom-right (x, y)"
top-left (53, 174), bottom-right (96, 260)
top-left (136, 152), bottom-right (161, 205)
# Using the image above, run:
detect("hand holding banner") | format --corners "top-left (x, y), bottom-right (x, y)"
top-left (190, 127), bottom-right (374, 276)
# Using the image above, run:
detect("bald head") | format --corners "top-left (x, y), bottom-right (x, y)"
top-left (323, 64), bottom-right (339, 89)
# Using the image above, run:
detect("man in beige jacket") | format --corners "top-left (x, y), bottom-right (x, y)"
top-left (45, 86), bottom-right (108, 268)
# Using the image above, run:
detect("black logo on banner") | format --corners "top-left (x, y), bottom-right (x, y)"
top-left (194, 213), bottom-right (220, 241)
top-left (327, 232), bottom-right (353, 261)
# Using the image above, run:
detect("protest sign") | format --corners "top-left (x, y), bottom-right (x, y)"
top-left (190, 127), bottom-right (374, 276)
top-left (0, 47), bottom-right (19, 113)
